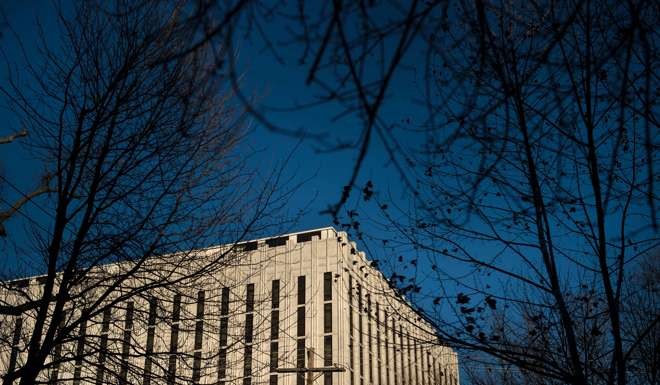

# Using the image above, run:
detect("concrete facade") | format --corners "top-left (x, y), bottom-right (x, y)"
top-left (1, 227), bottom-right (459, 384)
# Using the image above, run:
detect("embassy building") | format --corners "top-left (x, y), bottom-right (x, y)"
top-left (1, 227), bottom-right (459, 385)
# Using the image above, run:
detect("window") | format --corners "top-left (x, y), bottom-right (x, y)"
top-left (297, 307), bottom-right (306, 336)
top-left (270, 341), bottom-right (279, 370)
top-left (219, 318), bottom-right (229, 346)
top-left (171, 294), bottom-right (181, 321)
top-left (245, 314), bottom-right (254, 343)
top-left (376, 303), bottom-right (382, 385)
top-left (246, 283), bottom-right (255, 312)
top-left (194, 319), bottom-right (204, 349)
top-left (414, 339), bottom-right (420, 385)
top-left (270, 279), bottom-right (280, 383)
top-left (406, 333), bottom-right (412, 385)
top-left (143, 297), bottom-right (157, 385)
top-left (192, 352), bottom-right (202, 384)
top-left (167, 294), bottom-right (181, 385)
top-left (73, 320), bottom-right (87, 385)
top-left (297, 276), bottom-right (306, 304)
top-left (296, 339), bottom-right (306, 385)
top-left (266, 236), bottom-right (288, 247)
top-left (8, 317), bottom-right (22, 375)
top-left (272, 280), bottom-right (280, 308)
top-left (297, 230), bottom-right (321, 243)
top-left (244, 284), bottom-right (255, 384)
top-left (218, 288), bottom-right (230, 382)
top-left (192, 291), bottom-right (205, 385)
top-left (323, 272), bottom-right (332, 301)
top-left (384, 313), bottom-right (390, 385)
top-left (243, 345), bottom-right (253, 383)
top-left (195, 290), bottom-right (205, 319)
top-left (220, 287), bottom-right (230, 315)
top-left (119, 302), bottom-right (134, 385)
top-left (243, 241), bottom-right (258, 251)
top-left (270, 310), bottom-right (280, 340)
top-left (367, 295), bottom-right (372, 384)
top-left (324, 335), bottom-right (333, 366)
top-left (349, 276), bottom-right (355, 385)
top-left (391, 319), bottom-right (397, 385)
top-left (324, 303), bottom-right (332, 333)
top-left (358, 285), bottom-right (364, 384)
top-left (218, 348), bottom-right (228, 380)
top-left (95, 308), bottom-right (112, 385)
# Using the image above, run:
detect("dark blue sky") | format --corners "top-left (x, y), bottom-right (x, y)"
top-left (0, 2), bottom-right (427, 273)
top-left (3, 3), bottom-right (656, 383)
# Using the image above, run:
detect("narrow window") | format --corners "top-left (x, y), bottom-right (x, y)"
top-left (272, 280), bottom-right (280, 309)
top-left (50, 311), bottom-right (67, 384)
top-left (367, 295), bottom-right (372, 384)
top-left (420, 346), bottom-right (427, 385)
top-left (349, 276), bottom-right (355, 385)
top-left (246, 283), bottom-right (255, 312)
top-left (218, 348), bottom-right (227, 382)
top-left (270, 279), bottom-right (280, 384)
top-left (218, 288), bottom-right (230, 382)
top-left (414, 339), bottom-right (420, 385)
top-left (384, 313), bottom-right (390, 385)
top-left (399, 325), bottom-right (406, 385)
top-left (245, 313), bottom-right (254, 343)
top-left (297, 276), bottom-right (306, 304)
top-left (297, 307), bottom-right (306, 336)
top-left (143, 296), bottom-right (157, 384)
top-left (376, 303), bottom-right (382, 385)
top-left (323, 272), bottom-right (332, 301)
top-left (324, 335), bottom-right (333, 385)
top-left (323, 273), bottom-right (333, 385)
top-left (119, 301), bottom-right (134, 385)
top-left (50, 338), bottom-right (62, 383)
top-left (243, 345), bottom-right (253, 385)
top-left (73, 320), bottom-right (87, 385)
top-left (8, 317), bottom-right (22, 375)
top-left (324, 303), bottom-right (332, 333)
top-left (324, 335), bottom-right (333, 366)
top-left (270, 310), bottom-right (280, 340)
top-left (358, 285), bottom-right (364, 385)
top-left (391, 319), bottom-right (397, 385)
top-left (243, 284), bottom-right (255, 384)
top-left (195, 290), bottom-right (205, 319)
top-left (296, 339), bottom-right (306, 385)
top-left (220, 287), bottom-right (230, 315)
top-left (406, 333), bottom-right (412, 385)
top-left (167, 294), bottom-right (181, 385)
top-left (270, 341), bottom-right (279, 370)
top-left (219, 318), bottom-right (229, 346)
top-left (95, 308), bottom-right (112, 385)
top-left (192, 352), bottom-right (202, 385)
top-left (194, 317), bottom-right (204, 350)
top-left (192, 291), bottom-right (205, 385)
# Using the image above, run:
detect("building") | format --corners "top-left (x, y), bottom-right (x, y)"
top-left (1, 227), bottom-right (459, 384)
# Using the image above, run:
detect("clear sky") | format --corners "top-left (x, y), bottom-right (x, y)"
top-left (0, 1), bottom-right (420, 244)
top-left (3, 4), bottom-right (653, 383)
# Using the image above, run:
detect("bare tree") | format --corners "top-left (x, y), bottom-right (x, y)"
top-left (361, 1), bottom-right (658, 385)
top-left (0, 1), bottom-right (293, 384)
top-left (82, 0), bottom-right (657, 384)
